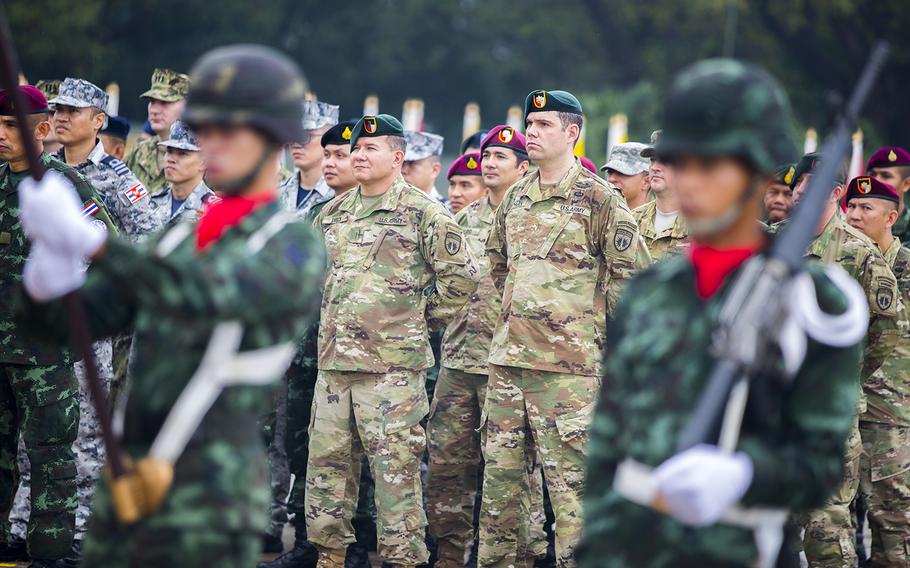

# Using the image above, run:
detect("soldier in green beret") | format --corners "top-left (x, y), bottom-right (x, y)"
top-left (124, 68), bottom-right (190, 195)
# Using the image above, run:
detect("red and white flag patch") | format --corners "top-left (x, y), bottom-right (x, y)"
top-left (123, 183), bottom-right (148, 204)
top-left (81, 200), bottom-right (99, 217)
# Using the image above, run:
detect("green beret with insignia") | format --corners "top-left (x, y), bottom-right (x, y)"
top-left (524, 89), bottom-right (583, 119)
top-left (350, 114), bottom-right (404, 147)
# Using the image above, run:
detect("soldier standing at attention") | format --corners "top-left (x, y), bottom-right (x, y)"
top-left (279, 100), bottom-right (339, 219)
top-left (633, 130), bottom-right (690, 260)
top-left (763, 163), bottom-right (796, 224)
top-left (844, 175), bottom-right (910, 567)
top-left (601, 142), bottom-right (651, 210)
top-left (479, 90), bottom-right (649, 568)
top-left (866, 146), bottom-right (910, 245)
top-left (149, 120), bottom-right (215, 228)
top-left (306, 114), bottom-right (478, 568)
top-left (124, 68), bottom-right (190, 195)
top-left (403, 130), bottom-right (449, 210)
top-left (580, 58), bottom-right (865, 568)
top-left (446, 153), bottom-right (485, 213)
top-left (98, 116), bottom-right (131, 161)
top-left (15, 44), bottom-right (326, 567)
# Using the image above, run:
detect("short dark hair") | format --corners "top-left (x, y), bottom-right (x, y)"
top-left (387, 135), bottom-right (406, 153)
top-left (510, 148), bottom-right (530, 165)
top-left (557, 111), bottom-right (583, 146)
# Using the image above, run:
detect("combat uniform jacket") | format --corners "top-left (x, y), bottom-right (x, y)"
top-left (315, 176), bottom-right (479, 373)
top-left (149, 180), bottom-right (216, 229)
top-left (124, 135), bottom-right (166, 195)
top-left (631, 200), bottom-right (689, 261)
top-left (279, 173), bottom-right (335, 220)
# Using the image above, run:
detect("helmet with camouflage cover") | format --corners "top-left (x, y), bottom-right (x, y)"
top-left (654, 59), bottom-right (797, 174)
top-left (182, 44), bottom-right (308, 144)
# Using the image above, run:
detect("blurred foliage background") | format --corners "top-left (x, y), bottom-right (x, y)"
top-left (10, 0), bottom-right (910, 163)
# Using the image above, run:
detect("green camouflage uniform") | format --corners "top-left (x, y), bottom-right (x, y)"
top-left (784, 214), bottom-right (904, 567)
top-left (859, 237), bottom-right (910, 567)
top-left (1, 153), bottom-right (114, 560)
top-left (631, 200), bottom-right (689, 261)
top-left (480, 159), bottom-right (649, 568)
top-left (579, 257), bottom-right (863, 567)
top-left (306, 176), bottom-right (478, 565)
top-left (428, 195), bottom-right (547, 568)
top-left (17, 200), bottom-right (326, 567)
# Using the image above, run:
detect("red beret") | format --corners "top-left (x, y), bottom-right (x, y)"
top-left (579, 156), bottom-right (597, 174)
top-left (845, 175), bottom-right (898, 204)
top-left (447, 152), bottom-right (482, 179)
top-left (866, 146), bottom-right (910, 171)
top-left (480, 125), bottom-right (526, 155)
top-left (0, 85), bottom-right (49, 116)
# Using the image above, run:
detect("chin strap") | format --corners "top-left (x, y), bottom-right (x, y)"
top-left (208, 145), bottom-right (277, 195)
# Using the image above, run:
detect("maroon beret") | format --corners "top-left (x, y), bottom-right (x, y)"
top-left (480, 125), bottom-right (526, 155)
top-left (0, 85), bottom-right (49, 116)
top-left (866, 146), bottom-right (910, 171)
top-left (579, 156), bottom-right (597, 174)
top-left (447, 152), bottom-right (482, 179)
top-left (845, 175), bottom-right (899, 204)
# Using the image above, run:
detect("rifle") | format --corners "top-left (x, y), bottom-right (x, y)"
top-left (0, 0), bottom-right (131, 491)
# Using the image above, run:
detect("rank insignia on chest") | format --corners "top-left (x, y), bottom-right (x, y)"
top-left (123, 183), bottom-right (148, 204)
top-left (444, 231), bottom-right (462, 255)
top-left (876, 286), bottom-right (894, 311)
top-left (81, 200), bottom-right (99, 217)
top-left (613, 223), bottom-right (635, 252)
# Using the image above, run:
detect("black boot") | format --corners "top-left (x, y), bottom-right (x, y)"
top-left (0, 535), bottom-right (28, 561)
top-left (257, 540), bottom-right (319, 568)
top-left (345, 542), bottom-right (370, 568)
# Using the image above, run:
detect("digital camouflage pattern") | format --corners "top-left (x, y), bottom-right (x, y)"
top-left (305, 369), bottom-right (430, 565)
top-left (16, 200), bottom-right (326, 566)
top-left (48, 77), bottom-right (108, 110)
top-left (404, 131), bottom-right (444, 162)
top-left (631, 200), bottom-right (689, 261)
top-left (278, 173), bottom-right (335, 219)
top-left (301, 99), bottom-right (339, 131)
top-left (315, 175), bottom-right (479, 373)
top-left (654, 59), bottom-right (797, 174)
top-left (157, 120), bottom-right (199, 151)
top-left (124, 136), bottom-right (166, 195)
top-left (58, 141), bottom-right (158, 242)
top-left (485, 159), bottom-right (651, 376)
top-left (149, 180), bottom-right (216, 228)
top-left (579, 257), bottom-right (863, 568)
top-left (601, 142), bottom-right (649, 175)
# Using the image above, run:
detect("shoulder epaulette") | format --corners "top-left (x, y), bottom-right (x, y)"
top-left (100, 154), bottom-right (132, 177)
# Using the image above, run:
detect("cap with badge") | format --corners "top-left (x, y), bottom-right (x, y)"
top-left (773, 163), bottom-right (796, 186)
top-left (640, 129), bottom-right (662, 158)
top-left (845, 175), bottom-right (899, 204)
top-left (157, 120), bottom-right (199, 151)
top-left (141, 68), bottom-right (190, 102)
top-left (321, 120), bottom-right (357, 148)
top-left (350, 114), bottom-right (404, 147)
top-left (524, 89), bottom-right (583, 118)
top-left (790, 151), bottom-right (847, 189)
top-left (0, 85), bottom-right (49, 115)
top-left (303, 100), bottom-right (339, 131)
top-left (101, 115), bottom-right (131, 140)
top-left (866, 146), bottom-right (910, 171)
top-left (49, 77), bottom-right (108, 110)
top-left (480, 125), bottom-right (527, 155)
top-left (447, 152), bottom-right (482, 179)
top-left (601, 142), bottom-right (649, 175)
top-left (404, 130), bottom-right (444, 162)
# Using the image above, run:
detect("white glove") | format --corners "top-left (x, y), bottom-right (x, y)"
top-left (653, 444), bottom-right (753, 527)
top-left (18, 170), bottom-right (107, 258)
top-left (23, 243), bottom-right (87, 302)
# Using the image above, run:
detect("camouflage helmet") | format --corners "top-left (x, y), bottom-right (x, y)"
top-left (654, 59), bottom-right (797, 174)
top-left (182, 44), bottom-right (308, 144)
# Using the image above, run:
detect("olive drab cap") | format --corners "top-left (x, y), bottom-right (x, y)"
top-left (654, 59), bottom-right (797, 174)
top-left (350, 114), bottom-right (404, 147)
top-left (182, 44), bottom-right (308, 144)
top-left (524, 89), bottom-right (583, 118)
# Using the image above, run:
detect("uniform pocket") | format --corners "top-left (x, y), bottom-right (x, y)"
top-left (554, 401), bottom-right (595, 456)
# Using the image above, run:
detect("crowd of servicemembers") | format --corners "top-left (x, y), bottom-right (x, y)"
top-left (1, 43), bottom-right (909, 568)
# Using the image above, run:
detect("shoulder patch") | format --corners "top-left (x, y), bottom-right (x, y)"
top-left (122, 183), bottom-right (148, 204)
top-left (612, 221), bottom-right (637, 252)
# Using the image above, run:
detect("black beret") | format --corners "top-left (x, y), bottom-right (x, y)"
top-left (101, 115), bottom-right (131, 140)
top-left (321, 120), bottom-right (357, 148)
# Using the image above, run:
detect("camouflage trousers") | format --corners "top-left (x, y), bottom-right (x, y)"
top-left (479, 365), bottom-right (597, 568)
top-left (306, 369), bottom-right (429, 565)
top-left (0, 362), bottom-right (79, 560)
top-left (859, 421), bottom-right (910, 567)
top-left (10, 341), bottom-right (113, 541)
top-left (803, 417), bottom-right (862, 568)
top-left (262, 387), bottom-right (291, 538)
top-left (427, 367), bottom-right (547, 568)
top-left (82, 524), bottom-right (259, 567)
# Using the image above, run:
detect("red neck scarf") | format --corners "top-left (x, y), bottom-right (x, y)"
top-left (688, 241), bottom-right (763, 299)
top-left (196, 193), bottom-right (274, 251)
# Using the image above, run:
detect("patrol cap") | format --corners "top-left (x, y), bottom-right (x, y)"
top-left (790, 152), bottom-right (847, 189)
top-left (404, 130), bottom-right (444, 161)
top-left (447, 152), bottom-right (482, 179)
top-left (580, 156), bottom-right (598, 174)
top-left (460, 130), bottom-right (487, 154)
top-left (302, 100), bottom-right (339, 131)
top-left (141, 68), bottom-right (190, 102)
top-left (866, 146), bottom-right (910, 171)
top-left (351, 114), bottom-right (404, 147)
top-left (321, 120), bottom-right (357, 148)
top-left (0, 85), bottom-right (49, 115)
top-left (480, 125), bottom-right (527, 156)
top-left (845, 175), bottom-right (899, 205)
top-left (100, 115), bottom-right (131, 140)
top-left (49, 77), bottom-right (109, 110)
top-left (157, 120), bottom-right (199, 151)
top-left (601, 142), bottom-right (650, 175)
top-left (773, 163), bottom-right (796, 186)
top-left (34, 80), bottom-right (60, 109)
top-left (640, 129), bottom-right (662, 158)
top-left (524, 89), bottom-right (583, 118)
